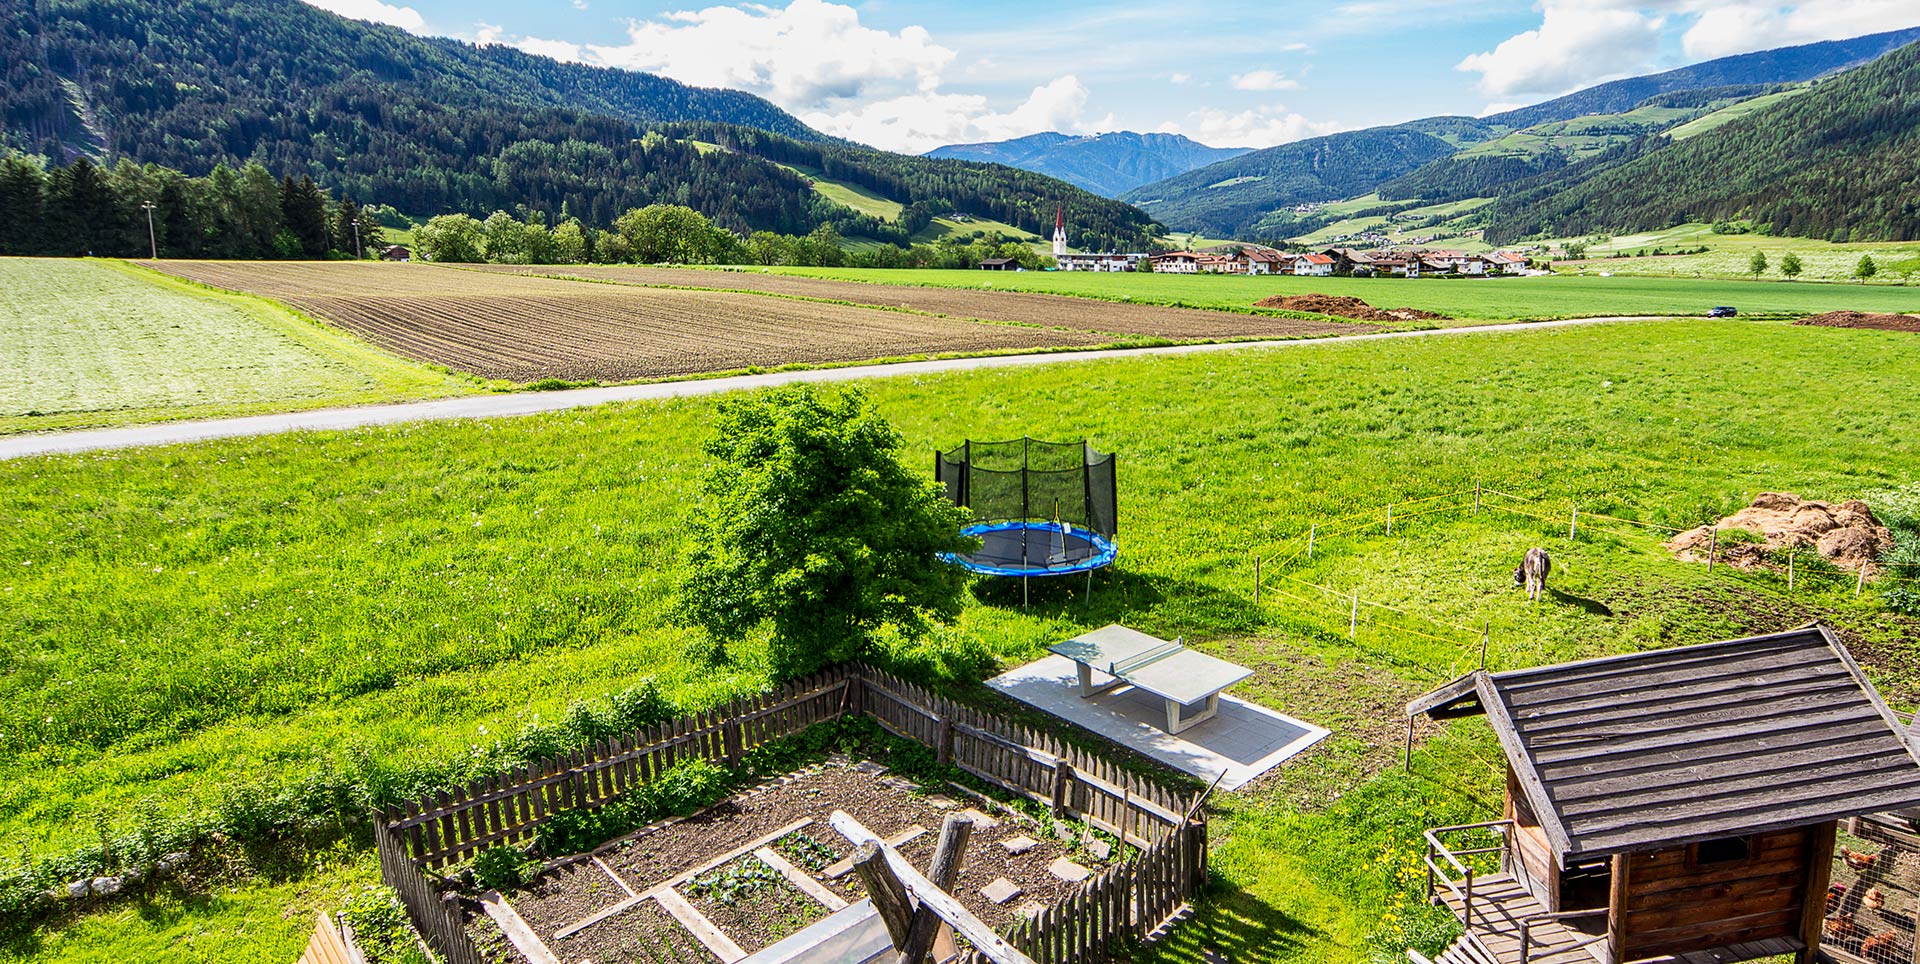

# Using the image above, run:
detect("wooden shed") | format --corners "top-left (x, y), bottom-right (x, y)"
top-left (1408, 625), bottom-right (1920, 964)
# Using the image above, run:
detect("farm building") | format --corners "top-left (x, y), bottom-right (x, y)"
top-left (1293, 253), bottom-right (1335, 276)
top-left (1408, 625), bottom-right (1920, 964)
top-left (379, 244), bottom-right (410, 261)
top-left (979, 258), bottom-right (1020, 271)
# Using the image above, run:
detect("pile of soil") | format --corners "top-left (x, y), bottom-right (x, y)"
top-left (1795, 311), bottom-right (1920, 332)
top-left (1667, 492), bottom-right (1892, 572)
top-left (1254, 293), bottom-right (1448, 322)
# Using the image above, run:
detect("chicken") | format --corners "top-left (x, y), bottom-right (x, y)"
top-left (1826, 882), bottom-right (1848, 915)
top-left (1841, 845), bottom-right (1881, 871)
top-left (1824, 913), bottom-right (1860, 942)
top-left (1863, 887), bottom-right (1885, 913)
top-left (1861, 931), bottom-right (1902, 961)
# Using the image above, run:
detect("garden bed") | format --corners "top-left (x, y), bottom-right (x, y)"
top-left (470, 757), bottom-right (1122, 962)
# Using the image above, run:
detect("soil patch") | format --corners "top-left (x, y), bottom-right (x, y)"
top-left (1668, 492), bottom-right (1892, 572)
top-left (483, 759), bottom-right (1119, 961)
top-left (1796, 311), bottom-right (1920, 333)
top-left (1253, 293), bottom-right (1448, 323)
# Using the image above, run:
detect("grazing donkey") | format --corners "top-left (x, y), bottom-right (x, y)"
top-left (1513, 548), bottom-right (1551, 602)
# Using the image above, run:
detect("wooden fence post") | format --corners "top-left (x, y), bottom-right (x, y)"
top-left (1386, 503), bottom-right (1393, 535)
top-left (937, 718), bottom-right (955, 766)
top-left (1708, 527), bottom-right (1717, 571)
top-left (1349, 590), bottom-right (1359, 640)
top-left (1051, 761), bottom-right (1074, 817)
top-left (1307, 522), bottom-right (1316, 559)
top-left (1474, 482), bottom-right (1480, 516)
top-left (1252, 556), bottom-right (1260, 605)
top-left (1568, 505), bottom-right (1578, 542)
top-left (901, 814), bottom-right (975, 963)
top-left (852, 842), bottom-right (914, 948)
top-left (1857, 566), bottom-right (1868, 597)
top-left (1789, 550), bottom-right (1795, 592)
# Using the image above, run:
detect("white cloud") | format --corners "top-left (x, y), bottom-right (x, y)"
top-left (1157, 107), bottom-right (1344, 149)
top-left (301, 0), bottom-right (426, 32)
top-left (579, 0), bottom-right (953, 109)
top-left (1169, 72), bottom-right (1193, 85)
top-left (1231, 70), bottom-right (1301, 91)
top-left (1281, 41), bottom-right (1312, 52)
top-left (484, 0), bottom-right (1115, 153)
top-left (1456, 1), bottom-right (1663, 98)
top-left (1678, 0), bottom-right (1920, 59)
top-left (806, 76), bottom-right (1101, 154)
top-left (1459, 1), bottom-right (1920, 101)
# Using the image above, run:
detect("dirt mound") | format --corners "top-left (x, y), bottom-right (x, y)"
top-left (1667, 492), bottom-right (1892, 572)
top-left (1795, 311), bottom-right (1920, 332)
top-left (1254, 293), bottom-right (1448, 323)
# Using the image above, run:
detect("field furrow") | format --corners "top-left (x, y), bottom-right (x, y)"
top-left (143, 261), bottom-right (1126, 382)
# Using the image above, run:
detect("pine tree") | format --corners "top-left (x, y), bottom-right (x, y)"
top-left (45, 157), bottom-right (124, 257)
top-left (332, 196), bottom-right (363, 258)
top-left (0, 154), bottom-right (46, 255)
top-left (280, 175), bottom-right (331, 258)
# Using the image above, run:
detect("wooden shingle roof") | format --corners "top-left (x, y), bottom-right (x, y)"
top-left (1409, 625), bottom-right (1920, 863)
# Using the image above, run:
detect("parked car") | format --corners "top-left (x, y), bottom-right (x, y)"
top-left (1707, 306), bottom-right (1738, 317)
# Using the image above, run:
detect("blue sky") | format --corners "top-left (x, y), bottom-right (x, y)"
top-left (308, 0), bottom-right (1920, 153)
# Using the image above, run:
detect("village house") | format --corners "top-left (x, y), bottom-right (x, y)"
top-left (1149, 251), bottom-right (1203, 274)
top-left (1238, 248), bottom-right (1287, 275)
top-left (1292, 253), bottom-right (1335, 276)
top-left (978, 257), bottom-right (1020, 271)
top-left (1056, 252), bottom-right (1146, 272)
top-left (1321, 248), bottom-right (1376, 275)
top-left (379, 244), bottom-right (411, 262)
top-left (1487, 251), bottom-right (1529, 274)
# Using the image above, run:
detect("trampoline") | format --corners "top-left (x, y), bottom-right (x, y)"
top-left (935, 437), bottom-right (1118, 604)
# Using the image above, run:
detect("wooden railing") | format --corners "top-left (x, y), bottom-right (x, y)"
top-left (1424, 820), bottom-right (1513, 933)
top-left (1519, 908), bottom-right (1608, 962)
top-left (374, 663), bottom-right (1206, 964)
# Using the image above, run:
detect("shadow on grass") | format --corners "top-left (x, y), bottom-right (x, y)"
top-left (1140, 881), bottom-right (1328, 963)
top-left (968, 567), bottom-right (1267, 639)
top-left (1548, 587), bottom-right (1615, 616)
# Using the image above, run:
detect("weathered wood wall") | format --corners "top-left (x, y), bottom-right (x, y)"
top-left (1504, 771), bottom-right (1558, 909)
top-left (1619, 826), bottom-right (1819, 960)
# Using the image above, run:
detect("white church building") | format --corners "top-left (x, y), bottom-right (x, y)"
top-left (1051, 208), bottom-right (1147, 272)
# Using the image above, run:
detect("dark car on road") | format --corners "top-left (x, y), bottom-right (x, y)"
top-left (1707, 306), bottom-right (1738, 317)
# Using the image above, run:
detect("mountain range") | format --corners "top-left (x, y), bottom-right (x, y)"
top-left (0, 0), bottom-right (1156, 249)
top-left (926, 132), bottom-right (1250, 198)
top-left (1119, 26), bottom-right (1920, 241)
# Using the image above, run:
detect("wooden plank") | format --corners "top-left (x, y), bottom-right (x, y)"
top-left (830, 811), bottom-right (1039, 964)
top-left (550, 894), bottom-right (646, 941)
top-left (1480, 681), bottom-right (1577, 863)
top-left (478, 891), bottom-right (560, 964)
top-left (655, 888), bottom-right (749, 964)
top-left (592, 856), bottom-right (638, 898)
top-left (1797, 821), bottom-right (1834, 964)
top-left (753, 846), bottom-right (848, 911)
top-left (1408, 672), bottom-right (1483, 718)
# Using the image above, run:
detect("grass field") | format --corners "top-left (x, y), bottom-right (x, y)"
top-left (1667, 85), bottom-right (1814, 140)
top-left (751, 266), bottom-right (1920, 320)
top-left (7, 316), bottom-right (1920, 962)
top-left (0, 259), bottom-right (468, 434)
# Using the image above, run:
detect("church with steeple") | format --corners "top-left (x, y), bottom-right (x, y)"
top-left (1053, 207), bottom-right (1068, 257)
top-left (1051, 206), bottom-right (1148, 271)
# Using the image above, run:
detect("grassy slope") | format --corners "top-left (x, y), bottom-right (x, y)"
top-left (745, 266), bottom-right (1920, 320)
top-left (0, 259), bottom-right (471, 434)
top-left (1667, 85), bottom-right (1814, 139)
top-left (1544, 224), bottom-right (1920, 283)
top-left (8, 318), bottom-right (1920, 962)
top-left (1288, 197), bottom-right (1495, 248)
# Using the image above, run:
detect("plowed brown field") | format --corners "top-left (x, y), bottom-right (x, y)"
top-left (470, 264), bottom-right (1369, 340)
top-left (141, 262), bottom-right (1116, 382)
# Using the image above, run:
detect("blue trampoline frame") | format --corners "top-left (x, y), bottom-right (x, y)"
top-left (942, 520), bottom-right (1118, 577)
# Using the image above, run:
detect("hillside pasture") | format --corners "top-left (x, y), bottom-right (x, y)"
top-left (0, 259), bottom-right (465, 434)
top-left (469, 263), bottom-right (1376, 338)
top-left (7, 317), bottom-right (1920, 963)
top-left (1549, 224), bottom-right (1920, 283)
top-left (141, 261), bottom-right (1142, 382)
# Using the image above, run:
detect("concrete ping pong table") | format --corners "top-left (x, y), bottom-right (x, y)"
top-left (1048, 624), bottom-right (1254, 735)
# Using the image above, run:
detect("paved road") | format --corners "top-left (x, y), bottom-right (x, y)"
top-left (1, 316), bottom-right (1661, 460)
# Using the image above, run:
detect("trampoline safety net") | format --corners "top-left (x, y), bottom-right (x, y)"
top-left (934, 438), bottom-right (1117, 537)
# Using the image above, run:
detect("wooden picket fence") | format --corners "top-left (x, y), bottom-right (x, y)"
top-left (293, 911), bottom-right (356, 964)
top-left (373, 663), bottom-right (1207, 964)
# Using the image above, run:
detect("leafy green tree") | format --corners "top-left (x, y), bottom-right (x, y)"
top-left (414, 213), bottom-right (486, 263)
top-left (616, 204), bottom-right (738, 264)
top-left (1747, 250), bottom-right (1768, 279)
top-left (1855, 254), bottom-right (1878, 282)
top-left (1779, 252), bottom-right (1802, 279)
top-left (550, 219), bottom-right (590, 264)
top-left (676, 386), bottom-right (974, 678)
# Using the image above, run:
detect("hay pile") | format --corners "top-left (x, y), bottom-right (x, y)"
top-left (1795, 311), bottom-right (1920, 332)
top-left (1254, 293), bottom-right (1448, 322)
top-left (1668, 492), bottom-right (1892, 572)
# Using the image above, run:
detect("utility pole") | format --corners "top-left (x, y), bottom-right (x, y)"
top-left (351, 218), bottom-right (363, 260)
top-left (140, 201), bottom-right (158, 259)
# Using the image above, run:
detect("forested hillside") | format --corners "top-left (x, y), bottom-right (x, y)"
top-left (1485, 41), bottom-right (1920, 243)
top-left (1120, 125), bottom-right (1470, 237)
top-left (0, 0), bottom-right (1156, 249)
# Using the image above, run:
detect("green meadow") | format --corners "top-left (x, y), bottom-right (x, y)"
top-left (762, 265), bottom-right (1920, 320)
top-left (7, 316), bottom-right (1919, 962)
top-left (0, 259), bottom-right (470, 435)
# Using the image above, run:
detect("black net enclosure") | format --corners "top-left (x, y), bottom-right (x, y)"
top-left (934, 438), bottom-right (1117, 537)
